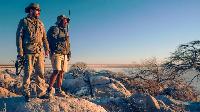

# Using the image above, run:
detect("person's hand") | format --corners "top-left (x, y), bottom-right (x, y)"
top-left (45, 50), bottom-right (49, 58)
top-left (17, 54), bottom-right (23, 60)
top-left (66, 32), bottom-right (69, 37)
top-left (67, 51), bottom-right (71, 61)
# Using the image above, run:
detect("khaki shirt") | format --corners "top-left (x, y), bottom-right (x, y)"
top-left (16, 16), bottom-right (49, 55)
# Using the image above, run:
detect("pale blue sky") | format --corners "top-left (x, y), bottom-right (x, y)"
top-left (0, 0), bottom-right (200, 64)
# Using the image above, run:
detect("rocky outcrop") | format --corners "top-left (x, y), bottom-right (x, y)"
top-left (0, 68), bottom-right (198, 112)
top-left (62, 75), bottom-right (131, 98)
top-left (0, 96), bottom-right (106, 112)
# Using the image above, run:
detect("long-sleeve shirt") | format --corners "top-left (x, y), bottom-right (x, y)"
top-left (16, 16), bottom-right (49, 55)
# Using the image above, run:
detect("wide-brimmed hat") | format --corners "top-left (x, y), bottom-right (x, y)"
top-left (25, 3), bottom-right (40, 13)
top-left (56, 15), bottom-right (70, 25)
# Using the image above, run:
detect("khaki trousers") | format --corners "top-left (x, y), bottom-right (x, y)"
top-left (23, 52), bottom-right (45, 95)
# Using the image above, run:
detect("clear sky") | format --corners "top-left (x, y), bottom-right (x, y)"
top-left (0, 0), bottom-right (200, 64)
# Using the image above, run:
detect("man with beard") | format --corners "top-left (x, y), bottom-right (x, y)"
top-left (16, 3), bottom-right (49, 102)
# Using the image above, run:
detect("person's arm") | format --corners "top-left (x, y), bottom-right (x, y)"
top-left (47, 26), bottom-right (55, 52)
top-left (16, 19), bottom-right (24, 57)
top-left (42, 26), bottom-right (50, 56)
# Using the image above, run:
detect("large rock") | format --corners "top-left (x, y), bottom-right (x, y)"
top-left (92, 97), bottom-right (139, 112)
top-left (146, 94), bottom-right (160, 112)
top-left (93, 81), bottom-right (131, 98)
top-left (127, 93), bottom-right (176, 112)
top-left (185, 102), bottom-right (200, 111)
top-left (111, 79), bottom-right (131, 97)
top-left (0, 87), bottom-right (18, 98)
top-left (62, 75), bottom-right (131, 98)
top-left (0, 70), bottom-right (49, 97)
top-left (128, 93), bottom-right (147, 110)
top-left (0, 96), bottom-right (106, 112)
top-left (91, 76), bottom-right (131, 98)
top-left (0, 73), bottom-right (21, 94)
top-left (90, 76), bottom-right (112, 86)
top-left (157, 100), bottom-right (175, 112)
top-left (156, 95), bottom-right (185, 112)
top-left (62, 77), bottom-right (88, 93)
top-left (156, 95), bottom-right (183, 106)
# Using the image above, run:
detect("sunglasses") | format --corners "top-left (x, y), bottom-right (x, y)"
top-left (31, 8), bottom-right (41, 12)
top-left (63, 18), bottom-right (70, 23)
top-left (67, 18), bottom-right (70, 23)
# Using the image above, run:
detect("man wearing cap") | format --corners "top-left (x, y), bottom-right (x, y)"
top-left (16, 3), bottom-right (49, 102)
top-left (44, 15), bottom-right (71, 98)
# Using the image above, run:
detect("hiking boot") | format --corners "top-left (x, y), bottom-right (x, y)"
top-left (39, 88), bottom-right (52, 99)
top-left (39, 92), bottom-right (52, 99)
top-left (55, 88), bottom-right (66, 97)
top-left (24, 95), bottom-right (31, 102)
top-left (55, 91), bottom-right (67, 97)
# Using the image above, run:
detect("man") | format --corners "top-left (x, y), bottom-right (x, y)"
top-left (16, 3), bottom-right (49, 102)
top-left (45, 15), bottom-right (71, 98)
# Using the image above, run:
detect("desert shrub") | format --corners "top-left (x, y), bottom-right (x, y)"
top-left (127, 57), bottom-right (181, 83)
top-left (164, 80), bottom-right (199, 101)
top-left (67, 62), bottom-right (97, 79)
top-left (124, 57), bottom-right (199, 101)
top-left (68, 62), bottom-right (88, 78)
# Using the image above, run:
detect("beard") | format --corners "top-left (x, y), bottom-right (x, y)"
top-left (58, 23), bottom-right (67, 28)
top-left (34, 14), bottom-right (40, 19)
top-left (32, 11), bottom-right (40, 19)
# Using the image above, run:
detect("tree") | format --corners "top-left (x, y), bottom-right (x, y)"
top-left (164, 40), bottom-right (200, 84)
top-left (128, 57), bottom-right (181, 84)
